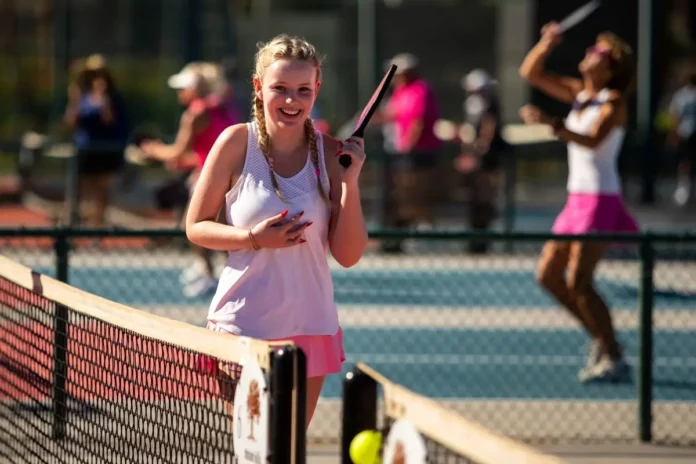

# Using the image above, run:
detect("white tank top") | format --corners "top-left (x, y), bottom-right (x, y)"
top-left (565, 88), bottom-right (625, 194)
top-left (207, 121), bottom-right (338, 339)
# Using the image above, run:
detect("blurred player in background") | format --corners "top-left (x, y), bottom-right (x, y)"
top-left (141, 62), bottom-right (234, 298)
top-left (519, 23), bottom-right (637, 383)
top-left (667, 68), bottom-right (696, 206)
top-left (455, 69), bottom-right (510, 254)
top-left (216, 57), bottom-right (246, 126)
top-left (310, 105), bottom-right (331, 135)
top-left (63, 54), bottom-right (129, 227)
top-left (375, 53), bottom-right (442, 253)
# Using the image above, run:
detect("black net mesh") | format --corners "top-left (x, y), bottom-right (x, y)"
top-left (0, 275), bottom-right (241, 463)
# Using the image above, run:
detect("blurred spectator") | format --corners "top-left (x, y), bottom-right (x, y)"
top-left (455, 69), bottom-right (510, 254)
top-left (63, 54), bottom-right (129, 227)
top-left (377, 53), bottom-right (441, 253)
top-left (140, 61), bottom-right (234, 298)
top-left (216, 57), bottom-right (246, 126)
top-left (310, 105), bottom-right (331, 135)
top-left (668, 67), bottom-right (696, 206)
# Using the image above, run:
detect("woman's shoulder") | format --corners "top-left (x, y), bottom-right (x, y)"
top-left (218, 123), bottom-right (249, 147)
top-left (203, 123), bottom-right (250, 179)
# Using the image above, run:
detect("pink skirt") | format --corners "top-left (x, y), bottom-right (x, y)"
top-left (204, 322), bottom-right (345, 378)
top-left (552, 193), bottom-right (639, 235)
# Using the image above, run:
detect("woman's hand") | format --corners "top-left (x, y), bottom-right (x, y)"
top-left (336, 137), bottom-right (366, 185)
top-left (140, 139), bottom-right (166, 157)
top-left (250, 211), bottom-right (311, 249)
top-left (520, 105), bottom-right (555, 126)
top-left (539, 22), bottom-right (563, 49)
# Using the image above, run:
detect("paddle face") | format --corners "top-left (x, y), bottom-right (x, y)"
top-left (557, 0), bottom-right (601, 33)
top-left (339, 64), bottom-right (398, 168)
top-left (124, 130), bottom-right (161, 166)
top-left (124, 144), bottom-right (149, 166)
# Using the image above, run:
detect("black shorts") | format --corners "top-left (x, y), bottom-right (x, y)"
top-left (478, 143), bottom-right (512, 172)
top-left (677, 134), bottom-right (696, 163)
top-left (77, 148), bottom-right (125, 176)
top-left (384, 151), bottom-right (439, 219)
top-left (155, 171), bottom-right (194, 211)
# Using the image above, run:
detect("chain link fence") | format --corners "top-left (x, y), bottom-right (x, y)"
top-left (6, 0), bottom-right (684, 236)
top-left (2, 228), bottom-right (695, 446)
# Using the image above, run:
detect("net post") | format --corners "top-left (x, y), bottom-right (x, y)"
top-left (341, 365), bottom-right (378, 464)
top-left (638, 234), bottom-right (655, 442)
top-left (52, 230), bottom-right (70, 439)
top-left (269, 344), bottom-right (306, 464)
top-left (294, 347), bottom-right (308, 464)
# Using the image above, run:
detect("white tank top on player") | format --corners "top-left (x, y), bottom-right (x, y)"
top-left (565, 88), bottom-right (625, 194)
top-left (207, 121), bottom-right (338, 339)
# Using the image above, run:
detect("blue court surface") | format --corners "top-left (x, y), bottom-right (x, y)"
top-left (35, 263), bottom-right (696, 403)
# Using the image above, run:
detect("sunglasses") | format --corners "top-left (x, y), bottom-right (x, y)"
top-left (586, 45), bottom-right (615, 62)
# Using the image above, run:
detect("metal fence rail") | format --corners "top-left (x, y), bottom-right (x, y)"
top-left (1, 227), bottom-right (695, 446)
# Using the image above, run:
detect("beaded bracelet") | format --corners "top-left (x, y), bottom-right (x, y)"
top-left (248, 229), bottom-right (260, 250)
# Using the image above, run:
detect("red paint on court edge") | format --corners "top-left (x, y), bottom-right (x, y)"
top-left (0, 321), bottom-right (222, 402)
top-left (0, 205), bottom-right (158, 249)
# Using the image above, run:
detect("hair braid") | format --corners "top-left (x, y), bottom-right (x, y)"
top-left (253, 93), bottom-right (287, 202)
top-left (304, 118), bottom-right (330, 207)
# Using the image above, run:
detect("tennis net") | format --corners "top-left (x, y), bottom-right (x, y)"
top-left (342, 363), bottom-right (568, 464)
top-left (0, 254), bottom-right (306, 464)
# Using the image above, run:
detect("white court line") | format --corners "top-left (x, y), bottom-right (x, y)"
top-left (27, 251), bottom-right (696, 272)
top-left (136, 305), bottom-right (696, 330)
top-left (345, 353), bottom-right (696, 368)
top-left (14, 253), bottom-right (696, 291)
top-left (336, 306), bottom-right (696, 330)
top-left (10, 253), bottom-right (696, 294)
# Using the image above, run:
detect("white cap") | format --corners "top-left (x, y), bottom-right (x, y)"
top-left (386, 53), bottom-right (419, 74)
top-left (167, 62), bottom-right (225, 92)
top-left (167, 62), bottom-right (205, 90)
top-left (462, 69), bottom-right (497, 92)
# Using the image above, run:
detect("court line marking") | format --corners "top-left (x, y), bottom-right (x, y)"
top-left (135, 305), bottom-right (696, 330)
top-left (336, 307), bottom-right (696, 330)
top-left (345, 353), bottom-right (696, 368)
top-left (13, 252), bottom-right (696, 272)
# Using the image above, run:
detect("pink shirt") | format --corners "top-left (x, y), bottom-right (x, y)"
top-left (189, 97), bottom-right (233, 168)
top-left (388, 79), bottom-right (441, 153)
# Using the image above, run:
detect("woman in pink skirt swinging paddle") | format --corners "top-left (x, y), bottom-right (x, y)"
top-left (519, 23), bottom-right (638, 383)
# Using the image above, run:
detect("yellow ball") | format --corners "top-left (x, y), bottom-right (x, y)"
top-left (349, 430), bottom-right (382, 464)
